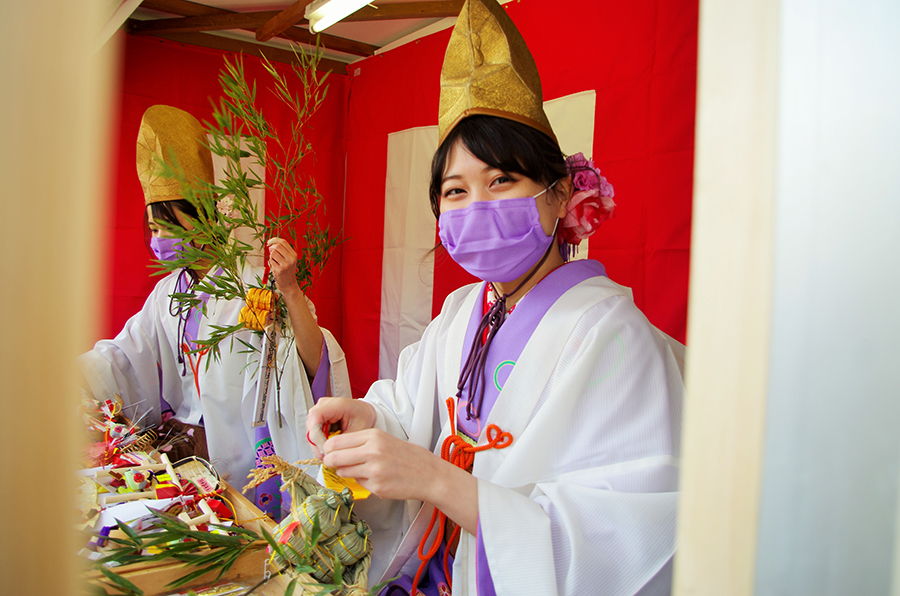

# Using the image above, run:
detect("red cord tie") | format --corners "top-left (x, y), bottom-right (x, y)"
top-left (182, 343), bottom-right (210, 399)
top-left (410, 398), bottom-right (513, 595)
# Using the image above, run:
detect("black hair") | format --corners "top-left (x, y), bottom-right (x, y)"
top-left (143, 199), bottom-right (205, 283)
top-left (428, 115), bottom-right (569, 220)
top-left (142, 199), bottom-right (200, 248)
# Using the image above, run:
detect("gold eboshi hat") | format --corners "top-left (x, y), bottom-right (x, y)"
top-left (136, 105), bottom-right (214, 205)
top-left (438, 0), bottom-right (555, 145)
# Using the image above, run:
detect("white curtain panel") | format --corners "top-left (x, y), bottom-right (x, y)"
top-left (210, 135), bottom-right (266, 268)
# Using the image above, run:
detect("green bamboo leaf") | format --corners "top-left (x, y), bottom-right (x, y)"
top-left (180, 529), bottom-right (243, 547)
top-left (148, 507), bottom-right (191, 529)
top-left (171, 548), bottom-right (228, 566)
top-left (332, 557), bottom-right (344, 585)
top-left (258, 524), bottom-right (285, 555)
top-left (214, 548), bottom-right (243, 578)
top-left (96, 564), bottom-right (145, 596)
top-left (167, 564), bottom-right (219, 589)
top-left (114, 520), bottom-right (142, 547)
top-left (283, 579), bottom-right (298, 596)
top-left (101, 535), bottom-right (139, 548)
top-left (311, 583), bottom-right (341, 596)
top-left (210, 522), bottom-right (260, 540)
top-left (87, 582), bottom-right (112, 596)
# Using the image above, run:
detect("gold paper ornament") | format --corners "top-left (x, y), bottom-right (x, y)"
top-left (438, 0), bottom-right (555, 144)
top-left (136, 105), bottom-right (215, 205)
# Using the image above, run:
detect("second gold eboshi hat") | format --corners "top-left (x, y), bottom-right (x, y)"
top-left (136, 105), bottom-right (214, 205)
top-left (438, 0), bottom-right (555, 145)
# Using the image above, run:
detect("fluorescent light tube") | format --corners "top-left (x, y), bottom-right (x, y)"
top-left (305, 0), bottom-right (370, 33)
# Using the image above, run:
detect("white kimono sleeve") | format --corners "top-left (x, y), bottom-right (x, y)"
top-left (78, 272), bottom-right (201, 425)
top-left (259, 296), bottom-right (354, 469)
top-left (472, 296), bottom-right (682, 596)
top-left (348, 284), bottom-right (468, 582)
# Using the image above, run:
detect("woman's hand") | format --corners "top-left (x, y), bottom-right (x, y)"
top-left (267, 237), bottom-right (300, 299)
top-left (268, 237), bottom-right (325, 377)
top-left (306, 397), bottom-right (377, 458)
top-left (322, 429), bottom-right (445, 503)
top-left (322, 425), bottom-right (480, 533)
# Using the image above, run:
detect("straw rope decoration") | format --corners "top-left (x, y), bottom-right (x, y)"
top-left (239, 287), bottom-right (275, 332)
top-left (243, 455), bottom-right (373, 594)
top-left (324, 522), bottom-right (372, 566)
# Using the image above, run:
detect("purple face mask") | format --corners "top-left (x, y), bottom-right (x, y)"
top-left (150, 237), bottom-right (186, 262)
top-left (438, 191), bottom-right (558, 283)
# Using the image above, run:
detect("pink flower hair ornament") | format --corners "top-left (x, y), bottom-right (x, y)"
top-left (559, 152), bottom-right (615, 261)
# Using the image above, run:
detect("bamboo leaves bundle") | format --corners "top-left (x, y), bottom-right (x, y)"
top-left (151, 43), bottom-right (339, 364)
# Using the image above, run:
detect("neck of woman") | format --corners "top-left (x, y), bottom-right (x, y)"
top-left (184, 261), bottom-right (213, 285)
top-left (491, 244), bottom-right (565, 309)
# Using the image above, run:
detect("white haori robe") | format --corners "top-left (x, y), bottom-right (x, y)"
top-left (79, 265), bottom-right (351, 489)
top-left (354, 267), bottom-right (684, 596)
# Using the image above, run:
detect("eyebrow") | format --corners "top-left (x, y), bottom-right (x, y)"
top-left (441, 165), bottom-right (503, 185)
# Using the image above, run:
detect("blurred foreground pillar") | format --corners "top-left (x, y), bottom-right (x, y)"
top-left (0, 2), bottom-right (116, 594)
top-left (676, 1), bottom-right (900, 595)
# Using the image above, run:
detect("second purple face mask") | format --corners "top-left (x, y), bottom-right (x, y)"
top-left (150, 236), bottom-right (187, 262)
top-left (438, 194), bottom-right (557, 283)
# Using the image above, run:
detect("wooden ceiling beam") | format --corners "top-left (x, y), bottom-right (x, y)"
top-left (131, 26), bottom-right (347, 73)
top-left (141, 0), bottom-right (463, 23)
top-left (140, 0), bottom-right (223, 17)
top-left (136, 0), bottom-right (377, 56)
top-left (257, 0), bottom-right (315, 43)
top-left (344, 1), bottom-right (463, 22)
top-left (130, 12), bottom-right (278, 35)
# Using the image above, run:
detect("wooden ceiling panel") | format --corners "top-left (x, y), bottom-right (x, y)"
top-left (133, 0), bottom-right (466, 65)
top-left (136, 0), bottom-right (379, 57)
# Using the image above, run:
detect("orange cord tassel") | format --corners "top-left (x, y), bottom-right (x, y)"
top-left (182, 343), bottom-right (210, 399)
top-left (410, 398), bottom-right (513, 596)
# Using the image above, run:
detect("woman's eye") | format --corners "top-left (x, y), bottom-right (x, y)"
top-left (491, 175), bottom-right (514, 186)
top-left (443, 187), bottom-right (465, 198)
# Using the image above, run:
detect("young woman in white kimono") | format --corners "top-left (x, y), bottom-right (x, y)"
top-left (304, 1), bottom-right (684, 595)
top-left (80, 105), bottom-right (350, 516)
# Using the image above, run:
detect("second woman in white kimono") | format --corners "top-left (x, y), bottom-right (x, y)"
top-left (80, 105), bottom-right (351, 517)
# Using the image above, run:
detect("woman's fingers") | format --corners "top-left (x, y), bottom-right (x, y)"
top-left (320, 429), bottom-right (439, 502)
top-left (322, 427), bottom-right (371, 457)
top-left (266, 238), bottom-right (300, 291)
top-left (305, 397), bottom-right (345, 456)
top-left (267, 237), bottom-right (297, 263)
top-left (306, 397), bottom-right (376, 456)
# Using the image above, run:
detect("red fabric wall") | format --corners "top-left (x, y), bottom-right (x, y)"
top-left (340, 0), bottom-right (698, 396)
top-left (106, 0), bottom-right (697, 398)
top-left (99, 34), bottom-right (349, 345)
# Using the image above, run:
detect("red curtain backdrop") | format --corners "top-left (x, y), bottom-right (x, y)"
top-left (105, 0), bottom-right (697, 398)
top-left (99, 34), bottom-right (349, 345)
top-left (340, 0), bottom-right (698, 396)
